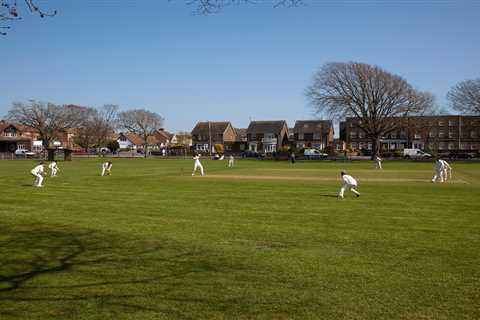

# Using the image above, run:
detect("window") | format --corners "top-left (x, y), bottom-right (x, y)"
top-left (359, 132), bottom-right (365, 139)
top-left (119, 136), bottom-right (127, 142)
top-left (358, 142), bottom-right (363, 150)
top-left (429, 131), bottom-right (436, 138)
top-left (350, 131), bottom-right (357, 138)
top-left (448, 120), bottom-right (456, 126)
top-left (264, 144), bottom-right (276, 153)
top-left (4, 127), bottom-right (17, 137)
top-left (438, 120), bottom-right (445, 126)
top-left (390, 143), bottom-right (396, 150)
top-left (17, 143), bottom-right (25, 150)
top-left (390, 132), bottom-right (397, 139)
top-left (471, 131), bottom-right (478, 139)
top-left (313, 132), bottom-right (321, 140)
top-left (448, 142), bottom-right (455, 150)
top-left (439, 131), bottom-right (445, 138)
top-left (439, 142), bottom-right (446, 150)
top-left (448, 131), bottom-right (455, 139)
top-left (351, 143), bottom-right (357, 150)
top-left (303, 124), bottom-right (309, 129)
top-left (367, 142), bottom-right (372, 150)
top-left (414, 132), bottom-right (421, 139)
top-left (400, 131), bottom-right (407, 139)
top-left (298, 133), bottom-right (304, 140)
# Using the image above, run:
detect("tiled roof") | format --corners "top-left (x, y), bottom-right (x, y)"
top-left (247, 121), bottom-right (287, 134)
top-left (191, 122), bottom-right (230, 136)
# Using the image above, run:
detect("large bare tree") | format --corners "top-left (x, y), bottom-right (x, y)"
top-left (74, 104), bottom-right (118, 151)
top-left (1, 0), bottom-right (56, 35)
top-left (8, 101), bottom-right (85, 159)
top-left (447, 79), bottom-right (480, 115)
top-left (306, 62), bottom-right (434, 158)
top-left (118, 109), bottom-right (164, 158)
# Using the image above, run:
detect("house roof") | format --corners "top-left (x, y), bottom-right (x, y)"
top-left (234, 128), bottom-right (247, 141)
top-left (120, 132), bottom-right (161, 146)
top-left (191, 122), bottom-right (231, 136)
top-left (247, 121), bottom-right (288, 135)
top-left (293, 120), bottom-right (333, 134)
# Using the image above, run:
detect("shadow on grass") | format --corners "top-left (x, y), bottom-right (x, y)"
top-left (0, 225), bottom-right (243, 319)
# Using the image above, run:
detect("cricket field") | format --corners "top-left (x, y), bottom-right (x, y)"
top-left (0, 159), bottom-right (479, 319)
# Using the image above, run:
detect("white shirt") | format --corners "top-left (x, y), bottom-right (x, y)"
top-left (435, 160), bottom-right (445, 171)
top-left (193, 155), bottom-right (201, 163)
top-left (48, 162), bottom-right (58, 170)
top-left (102, 162), bottom-right (112, 170)
top-left (342, 174), bottom-right (357, 186)
top-left (31, 164), bottom-right (44, 175)
top-left (440, 159), bottom-right (451, 169)
top-left (375, 156), bottom-right (382, 161)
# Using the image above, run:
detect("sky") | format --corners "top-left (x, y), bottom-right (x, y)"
top-left (1, 0), bottom-right (479, 133)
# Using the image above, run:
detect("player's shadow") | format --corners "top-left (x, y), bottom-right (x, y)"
top-left (0, 225), bottom-right (243, 319)
top-left (317, 194), bottom-right (338, 198)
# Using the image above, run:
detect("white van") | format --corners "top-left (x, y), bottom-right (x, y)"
top-left (403, 148), bottom-right (432, 159)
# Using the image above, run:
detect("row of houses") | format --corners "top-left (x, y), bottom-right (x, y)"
top-left (2, 115), bottom-right (480, 156)
top-left (191, 120), bottom-right (334, 153)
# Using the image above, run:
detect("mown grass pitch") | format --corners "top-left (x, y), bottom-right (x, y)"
top-left (0, 158), bottom-right (479, 320)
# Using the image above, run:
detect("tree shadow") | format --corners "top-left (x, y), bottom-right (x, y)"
top-left (0, 225), bottom-right (245, 319)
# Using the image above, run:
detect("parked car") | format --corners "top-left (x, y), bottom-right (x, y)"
top-left (448, 151), bottom-right (475, 159)
top-left (15, 149), bottom-right (36, 157)
top-left (304, 148), bottom-right (328, 159)
top-left (241, 151), bottom-right (260, 158)
top-left (403, 148), bottom-right (432, 159)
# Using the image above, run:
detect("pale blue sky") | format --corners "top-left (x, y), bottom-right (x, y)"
top-left (1, 0), bottom-right (479, 132)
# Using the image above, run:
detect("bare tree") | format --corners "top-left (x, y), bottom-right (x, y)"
top-left (447, 79), bottom-right (480, 115)
top-left (306, 62), bottom-right (434, 158)
top-left (8, 101), bottom-right (85, 158)
top-left (118, 109), bottom-right (164, 158)
top-left (189, 0), bottom-right (304, 14)
top-left (1, 0), bottom-right (56, 35)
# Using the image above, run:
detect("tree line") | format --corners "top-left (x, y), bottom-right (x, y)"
top-left (7, 102), bottom-right (164, 158)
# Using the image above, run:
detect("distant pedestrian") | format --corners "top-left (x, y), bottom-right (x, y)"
top-left (31, 162), bottom-right (46, 187)
top-left (162, 148), bottom-right (166, 157)
top-left (228, 155), bottom-right (235, 168)
top-left (338, 171), bottom-right (360, 199)
top-left (101, 161), bottom-right (113, 176)
top-left (48, 160), bottom-right (59, 177)
top-left (375, 155), bottom-right (382, 169)
top-left (192, 154), bottom-right (204, 176)
top-left (290, 152), bottom-right (296, 164)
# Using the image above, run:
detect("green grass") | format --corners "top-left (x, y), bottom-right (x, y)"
top-left (0, 158), bottom-right (479, 319)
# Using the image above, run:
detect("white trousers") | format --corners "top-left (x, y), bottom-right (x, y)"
top-left (228, 159), bottom-right (234, 168)
top-left (432, 170), bottom-right (444, 182)
top-left (338, 183), bottom-right (360, 198)
top-left (375, 161), bottom-right (382, 169)
top-left (50, 169), bottom-right (57, 177)
top-left (32, 173), bottom-right (43, 187)
top-left (192, 162), bottom-right (204, 176)
top-left (101, 168), bottom-right (111, 176)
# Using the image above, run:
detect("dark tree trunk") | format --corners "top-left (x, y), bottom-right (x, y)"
top-left (47, 148), bottom-right (55, 161)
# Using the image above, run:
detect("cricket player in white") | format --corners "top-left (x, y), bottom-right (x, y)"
top-left (228, 155), bottom-right (235, 168)
top-left (432, 159), bottom-right (446, 183)
top-left (31, 162), bottom-right (45, 187)
top-left (48, 161), bottom-right (59, 177)
top-left (101, 161), bottom-right (113, 176)
top-left (441, 159), bottom-right (452, 181)
top-left (192, 154), bottom-right (204, 176)
top-left (375, 155), bottom-right (382, 169)
top-left (338, 171), bottom-right (360, 198)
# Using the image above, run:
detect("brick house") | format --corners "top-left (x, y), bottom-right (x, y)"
top-left (292, 120), bottom-right (334, 150)
top-left (153, 128), bottom-right (174, 148)
top-left (191, 121), bottom-right (237, 153)
top-left (246, 120), bottom-right (289, 153)
top-left (342, 115), bottom-right (480, 153)
top-left (0, 122), bottom-right (35, 153)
